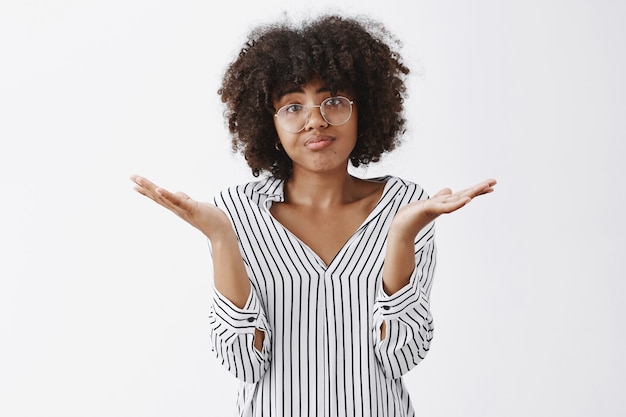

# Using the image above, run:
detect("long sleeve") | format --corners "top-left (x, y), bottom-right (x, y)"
top-left (372, 225), bottom-right (436, 380)
top-left (208, 286), bottom-right (272, 383)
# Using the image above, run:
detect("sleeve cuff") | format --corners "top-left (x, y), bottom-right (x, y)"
top-left (211, 286), bottom-right (263, 334)
top-left (375, 269), bottom-right (428, 319)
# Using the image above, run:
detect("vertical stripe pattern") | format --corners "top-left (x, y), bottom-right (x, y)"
top-left (207, 176), bottom-right (436, 417)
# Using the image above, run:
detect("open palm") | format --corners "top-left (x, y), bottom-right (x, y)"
top-left (130, 175), bottom-right (232, 240)
top-left (391, 178), bottom-right (497, 239)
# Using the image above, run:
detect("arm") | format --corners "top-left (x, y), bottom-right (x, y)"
top-left (374, 178), bottom-right (496, 379)
top-left (131, 175), bottom-right (271, 381)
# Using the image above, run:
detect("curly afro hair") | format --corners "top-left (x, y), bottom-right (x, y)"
top-left (218, 14), bottom-right (410, 179)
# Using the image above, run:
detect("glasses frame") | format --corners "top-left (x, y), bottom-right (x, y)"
top-left (274, 96), bottom-right (354, 133)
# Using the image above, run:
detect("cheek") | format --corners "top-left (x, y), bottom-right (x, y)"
top-left (274, 128), bottom-right (299, 155)
top-left (273, 120), bottom-right (289, 144)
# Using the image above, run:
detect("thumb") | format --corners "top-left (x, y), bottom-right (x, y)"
top-left (432, 188), bottom-right (452, 198)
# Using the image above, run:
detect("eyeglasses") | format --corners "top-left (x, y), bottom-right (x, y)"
top-left (274, 96), bottom-right (354, 133)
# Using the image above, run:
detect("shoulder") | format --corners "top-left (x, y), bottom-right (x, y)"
top-left (212, 176), bottom-right (284, 209)
top-left (378, 175), bottom-right (430, 203)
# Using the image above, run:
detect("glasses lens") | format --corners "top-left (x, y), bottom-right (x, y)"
top-left (321, 97), bottom-right (352, 126)
top-left (276, 104), bottom-right (307, 133)
top-left (275, 97), bottom-right (353, 133)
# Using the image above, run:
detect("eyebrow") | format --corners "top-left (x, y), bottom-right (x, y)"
top-left (277, 85), bottom-right (332, 98)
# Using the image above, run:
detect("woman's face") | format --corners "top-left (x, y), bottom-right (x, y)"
top-left (273, 79), bottom-right (358, 177)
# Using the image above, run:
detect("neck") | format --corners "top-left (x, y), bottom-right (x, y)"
top-left (284, 168), bottom-right (358, 208)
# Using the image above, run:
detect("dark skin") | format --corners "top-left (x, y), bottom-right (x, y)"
top-left (270, 176), bottom-right (385, 266)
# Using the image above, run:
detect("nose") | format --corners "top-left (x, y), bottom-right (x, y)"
top-left (304, 105), bottom-right (328, 130)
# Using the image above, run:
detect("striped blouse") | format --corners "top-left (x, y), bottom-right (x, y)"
top-left (208, 175), bottom-right (436, 417)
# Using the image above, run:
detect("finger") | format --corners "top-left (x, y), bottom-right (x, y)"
top-left (457, 180), bottom-right (495, 199)
top-left (140, 177), bottom-right (166, 194)
top-left (425, 195), bottom-right (472, 215)
top-left (131, 176), bottom-right (187, 212)
top-left (476, 187), bottom-right (495, 196)
top-left (132, 184), bottom-right (151, 198)
top-left (442, 195), bottom-right (472, 211)
top-left (473, 178), bottom-right (497, 196)
top-left (131, 175), bottom-right (159, 196)
top-left (153, 187), bottom-right (193, 211)
top-left (175, 191), bottom-right (192, 200)
top-left (433, 188), bottom-right (452, 198)
top-left (131, 179), bottom-right (163, 203)
top-left (476, 178), bottom-right (496, 191)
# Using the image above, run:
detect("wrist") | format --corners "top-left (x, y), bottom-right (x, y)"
top-left (388, 217), bottom-right (426, 244)
top-left (201, 210), bottom-right (236, 242)
top-left (207, 226), bottom-right (238, 247)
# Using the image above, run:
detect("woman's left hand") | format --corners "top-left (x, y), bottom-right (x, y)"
top-left (382, 178), bottom-right (497, 295)
top-left (389, 178), bottom-right (497, 241)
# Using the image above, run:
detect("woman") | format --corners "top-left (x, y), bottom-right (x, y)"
top-left (131, 14), bottom-right (495, 417)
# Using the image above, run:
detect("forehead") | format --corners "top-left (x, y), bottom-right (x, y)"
top-left (274, 78), bottom-right (328, 98)
top-left (273, 79), bottom-right (354, 105)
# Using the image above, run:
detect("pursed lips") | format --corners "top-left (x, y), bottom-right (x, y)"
top-left (304, 135), bottom-right (335, 149)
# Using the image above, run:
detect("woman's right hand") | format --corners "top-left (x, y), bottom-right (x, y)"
top-left (131, 174), bottom-right (251, 307)
top-left (130, 175), bottom-right (232, 241)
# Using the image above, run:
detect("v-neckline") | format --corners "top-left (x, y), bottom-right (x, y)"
top-left (264, 176), bottom-right (394, 269)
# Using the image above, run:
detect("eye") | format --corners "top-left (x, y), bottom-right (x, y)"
top-left (323, 97), bottom-right (342, 107)
top-left (284, 104), bottom-right (304, 114)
